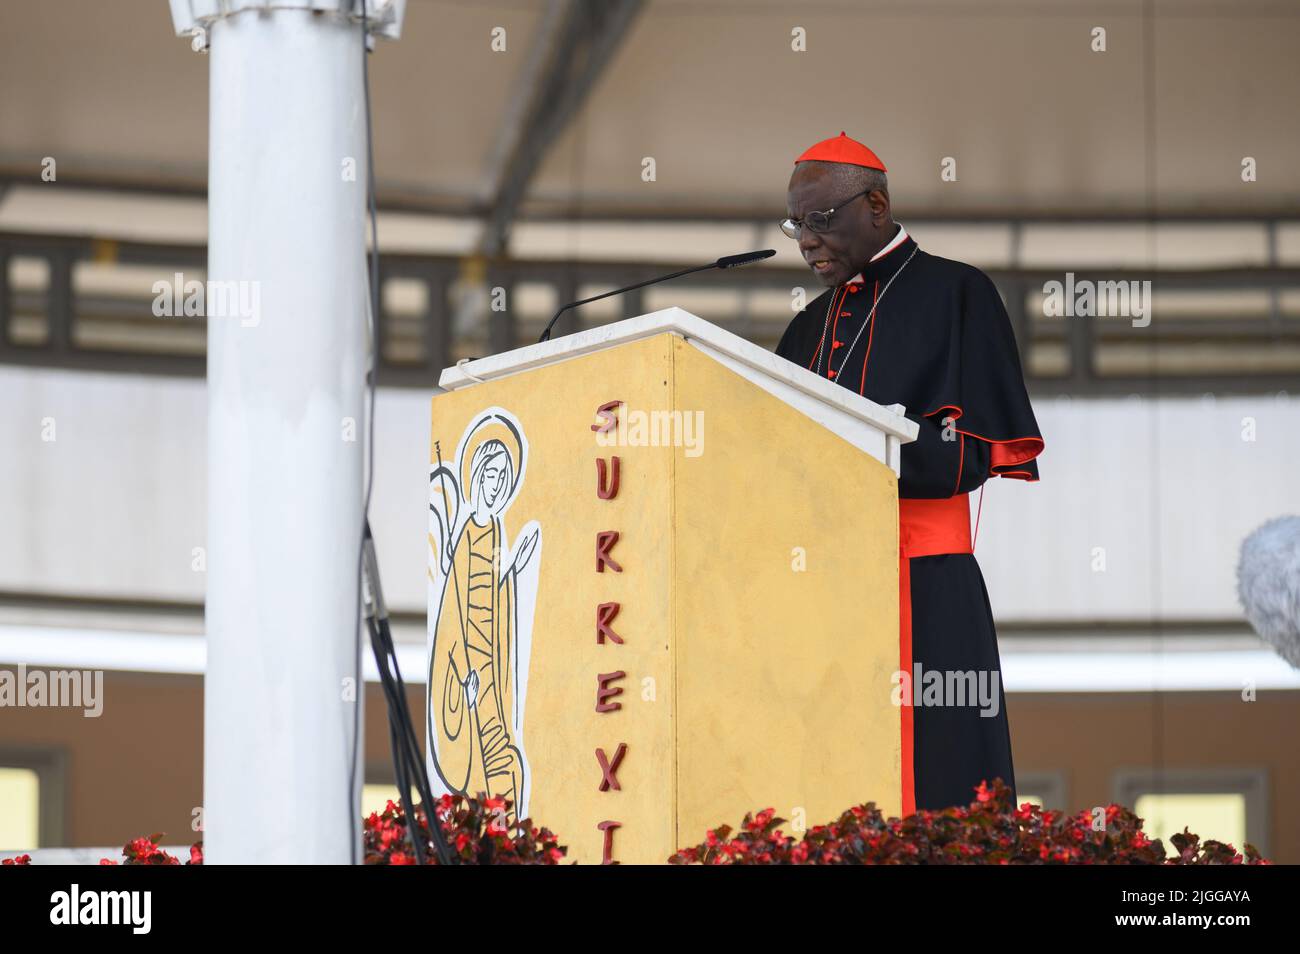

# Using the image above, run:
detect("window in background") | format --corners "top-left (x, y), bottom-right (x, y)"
top-left (1134, 793), bottom-right (1247, 852)
top-left (381, 276), bottom-right (430, 366)
top-left (1015, 770), bottom-right (1067, 812)
top-left (6, 255), bottom-right (50, 345)
top-left (362, 782), bottom-right (402, 818)
top-left (0, 749), bottom-right (66, 849)
top-left (0, 766), bottom-right (40, 850)
top-left (1113, 768), bottom-right (1267, 856)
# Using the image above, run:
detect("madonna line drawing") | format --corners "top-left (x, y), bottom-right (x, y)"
top-left (426, 407), bottom-right (541, 821)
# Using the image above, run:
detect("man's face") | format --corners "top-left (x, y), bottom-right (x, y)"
top-left (786, 164), bottom-right (890, 288)
top-left (481, 461), bottom-right (505, 507)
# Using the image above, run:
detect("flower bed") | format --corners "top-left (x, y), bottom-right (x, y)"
top-left (363, 794), bottom-right (565, 865)
top-left (670, 780), bottom-right (1270, 865)
top-left (3, 780), bottom-right (1271, 865)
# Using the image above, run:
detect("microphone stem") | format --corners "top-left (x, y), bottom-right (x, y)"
top-left (538, 261), bottom-right (717, 342)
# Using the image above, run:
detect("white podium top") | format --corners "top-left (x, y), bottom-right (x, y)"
top-left (439, 308), bottom-right (918, 475)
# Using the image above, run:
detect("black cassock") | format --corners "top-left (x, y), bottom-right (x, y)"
top-left (775, 227), bottom-right (1043, 812)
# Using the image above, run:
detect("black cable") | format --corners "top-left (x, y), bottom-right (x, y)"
top-left (352, 1), bottom-right (456, 866)
top-left (205, 0), bottom-right (465, 866)
top-left (362, 533), bottom-right (454, 864)
top-left (348, 0), bottom-right (369, 871)
top-left (350, 0), bottom-right (381, 867)
top-left (369, 617), bottom-right (425, 864)
top-left (368, 613), bottom-right (438, 864)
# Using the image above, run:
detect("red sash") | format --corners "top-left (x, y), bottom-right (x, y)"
top-left (897, 494), bottom-right (973, 815)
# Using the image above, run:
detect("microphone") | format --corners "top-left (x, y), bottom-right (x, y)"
top-left (1238, 515), bottom-right (1300, 669)
top-left (537, 249), bottom-right (776, 343)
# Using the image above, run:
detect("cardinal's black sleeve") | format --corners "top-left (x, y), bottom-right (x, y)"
top-left (898, 413), bottom-right (992, 499)
top-left (900, 266), bottom-right (1043, 495)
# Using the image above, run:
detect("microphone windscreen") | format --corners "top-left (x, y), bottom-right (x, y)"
top-left (715, 249), bottom-right (777, 269)
top-left (1238, 515), bottom-right (1300, 669)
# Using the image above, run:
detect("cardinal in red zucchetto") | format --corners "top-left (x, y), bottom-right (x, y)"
top-left (775, 132), bottom-right (1045, 813)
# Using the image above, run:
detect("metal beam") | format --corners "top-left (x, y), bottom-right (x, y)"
top-left (4, 228), bottom-right (1300, 396)
top-left (6, 173), bottom-right (1300, 227)
top-left (478, 0), bottom-right (644, 257)
top-left (477, 1), bottom-right (574, 222)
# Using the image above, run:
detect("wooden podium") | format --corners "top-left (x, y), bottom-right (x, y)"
top-left (426, 308), bottom-right (918, 864)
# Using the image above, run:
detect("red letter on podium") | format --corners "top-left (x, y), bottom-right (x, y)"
top-left (596, 531), bottom-right (622, 573)
top-left (596, 456), bottom-right (621, 499)
top-left (597, 820), bottom-right (621, 865)
top-left (595, 742), bottom-right (628, 791)
top-left (596, 671), bottom-right (625, 713)
top-left (596, 601), bottom-right (624, 645)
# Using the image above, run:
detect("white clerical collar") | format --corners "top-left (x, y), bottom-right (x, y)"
top-left (848, 223), bottom-right (909, 284)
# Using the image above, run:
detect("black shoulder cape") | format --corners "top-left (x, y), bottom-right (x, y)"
top-left (775, 234), bottom-right (1043, 480)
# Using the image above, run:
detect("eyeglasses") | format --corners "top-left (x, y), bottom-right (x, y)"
top-left (779, 188), bottom-right (871, 240)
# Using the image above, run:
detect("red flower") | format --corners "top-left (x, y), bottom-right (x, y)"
top-left (31, 778), bottom-right (1272, 867)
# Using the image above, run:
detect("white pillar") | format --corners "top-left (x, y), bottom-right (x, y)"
top-left (169, 0), bottom-right (404, 864)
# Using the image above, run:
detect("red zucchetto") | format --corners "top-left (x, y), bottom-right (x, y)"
top-left (794, 131), bottom-right (887, 172)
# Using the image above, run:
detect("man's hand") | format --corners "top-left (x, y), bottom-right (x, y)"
top-left (510, 528), bottom-right (539, 576)
top-left (464, 670), bottom-right (480, 708)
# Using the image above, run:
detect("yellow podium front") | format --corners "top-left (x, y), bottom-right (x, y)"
top-left (426, 310), bottom-right (916, 864)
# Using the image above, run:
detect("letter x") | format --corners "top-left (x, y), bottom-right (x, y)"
top-left (595, 743), bottom-right (628, 792)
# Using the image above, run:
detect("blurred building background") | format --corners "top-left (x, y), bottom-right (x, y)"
top-left (1, 0), bottom-right (1298, 859)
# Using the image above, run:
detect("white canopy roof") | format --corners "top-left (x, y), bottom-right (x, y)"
top-left (1, 0), bottom-right (1296, 226)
